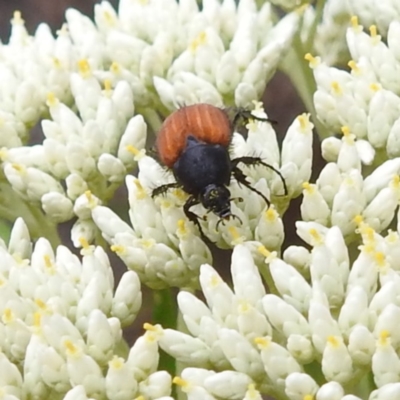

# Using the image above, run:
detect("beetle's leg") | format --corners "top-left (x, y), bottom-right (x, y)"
top-left (231, 166), bottom-right (271, 207)
top-left (183, 196), bottom-right (213, 243)
top-left (152, 182), bottom-right (180, 198)
top-left (232, 108), bottom-right (276, 129)
top-left (231, 156), bottom-right (288, 196)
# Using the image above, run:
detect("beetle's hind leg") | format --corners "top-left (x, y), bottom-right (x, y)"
top-left (231, 165), bottom-right (271, 207)
top-left (231, 156), bottom-right (288, 196)
top-left (152, 182), bottom-right (180, 198)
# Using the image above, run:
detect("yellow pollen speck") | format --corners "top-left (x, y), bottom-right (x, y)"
top-left (111, 244), bottom-right (125, 254)
top-left (304, 395), bottom-right (314, 400)
top-left (173, 376), bottom-right (190, 389)
top-left (52, 58), bottom-right (62, 69)
top-left (348, 60), bottom-right (360, 74)
top-left (77, 59), bottom-right (91, 78)
top-left (238, 300), bottom-right (250, 313)
top-left (375, 251), bottom-right (386, 267)
top-left (2, 308), bottom-right (14, 324)
top-left (84, 190), bottom-right (97, 208)
top-left (140, 239), bottom-right (154, 248)
top-left (350, 16), bottom-right (360, 30)
top-left (369, 83), bottom-right (381, 92)
top-left (134, 396), bottom-right (146, 400)
top-left (46, 92), bottom-right (58, 107)
top-left (379, 330), bottom-right (390, 346)
top-left (210, 273), bottom-right (221, 288)
top-left (229, 226), bottom-right (245, 245)
top-left (353, 215), bottom-right (363, 226)
top-left (246, 384), bottom-right (259, 398)
top-left (44, 254), bottom-right (52, 269)
top-left (258, 245), bottom-right (270, 258)
top-left (109, 355), bottom-right (124, 369)
top-left (297, 113), bottom-right (311, 132)
top-left (79, 237), bottom-right (90, 249)
top-left (133, 179), bottom-right (146, 200)
top-left (177, 220), bottom-right (187, 236)
top-left (330, 81), bottom-right (342, 95)
top-left (302, 182), bottom-right (314, 194)
top-left (110, 62), bottom-right (121, 74)
top-left (64, 339), bottom-right (78, 355)
top-left (33, 311), bottom-right (42, 328)
top-left (341, 126), bottom-right (350, 136)
top-left (304, 53), bottom-right (320, 68)
top-left (143, 322), bottom-right (159, 332)
top-left (35, 299), bottom-right (47, 310)
top-left (264, 207), bottom-right (277, 221)
top-left (12, 163), bottom-right (26, 174)
top-left (103, 80), bottom-right (112, 95)
top-left (369, 25), bottom-right (377, 37)
top-left (143, 323), bottom-right (161, 342)
top-left (391, 174), bottom-right (400, 189)
top-left (254, 336), bottom-right (270, 349)
top-left (362, 226), bottom-right (375, 243)
top-left (173, 188), bottom-right (187, 201)
top-left (189, 31), bottom-right (207, 53)
top-left (309, 228), bottom-right (323, 245)
top-left (327, 336), bottom-right (340, 347)
top-left (103, 10), bottom-right (116, 25)
top-left (126, 145), bottom-right (145, 160)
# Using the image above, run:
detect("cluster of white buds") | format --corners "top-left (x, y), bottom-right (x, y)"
top-left (91, 105), bottom-right (313, 288)
top-left (88, 0), bottom-right (301, 111)
top-left (0, 12), bottom-right (76, 149)
top-left (0, 71), bottom-right (146, 245)
top-left (149, 225), bottom-right (400, 400)
top-left (308, 18), bottom-right (400, 157)
top-left (0, 218), bottom-right (172, 400)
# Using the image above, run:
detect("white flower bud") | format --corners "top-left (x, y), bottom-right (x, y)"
top-left (370, 383), bottom-right (400, 400)
top-left (41, 192), bottom-right (74, 222)
top-left (218, 328), bottom-right (265, 379)
top-left (269, 259), bottom-right (312, 314)
top-left (301, 183), bottom-right (331, 225)
top-left (348, 325), bottom-right (375, 366)
top-left (117, 115), bottom-right (147, 168)
top-left (111, 271), bottom-right (142, 327)
top-left (127, 331), bottom-right (160, 381)
top-left (281, 114), bottom-right (313, 197)
top-left (203, 371), bottom-right (253, 399)
top-left (105, 357), bottom-right (138, 400)
top-left (285, 372), bottom-right (319, 400)
top-left (321, 336), bottom-right (353, 384)
top-left (139, 370), bottom-right (172, 399)
top-left (316, 381), bottom-right (344, 400)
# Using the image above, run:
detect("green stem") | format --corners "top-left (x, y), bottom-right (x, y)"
top-left (305, 0), bottom-right (327, 51)
top-left (152, 288), bottom-right (177, 375)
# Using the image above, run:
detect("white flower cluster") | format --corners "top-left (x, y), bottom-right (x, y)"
top-left (150, 227), bottom-right (400, 400)
top-left (91, 105), bottom-right (313, 288)
top-left (309, 18), bottom-right (400, 155)
top-left (301, 17), bottom-right (400, 240)
top-left (0, 0), bottom-right (301, 242)
top-left (0, 218), bottom-right (172, 400)
top-left (1, 73), bottom-right (146, 240)
top-left (91, 0), bottom-right (300, 110)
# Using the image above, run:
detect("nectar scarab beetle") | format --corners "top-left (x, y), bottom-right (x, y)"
top-left (152, 103), bottom-right (287, 241)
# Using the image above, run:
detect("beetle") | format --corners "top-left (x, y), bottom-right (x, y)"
top-left (152, 103), bottom-right (287, 240)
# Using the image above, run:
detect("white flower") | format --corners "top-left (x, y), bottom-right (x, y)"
top-left (0, 218), bottom-right (164, 399)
